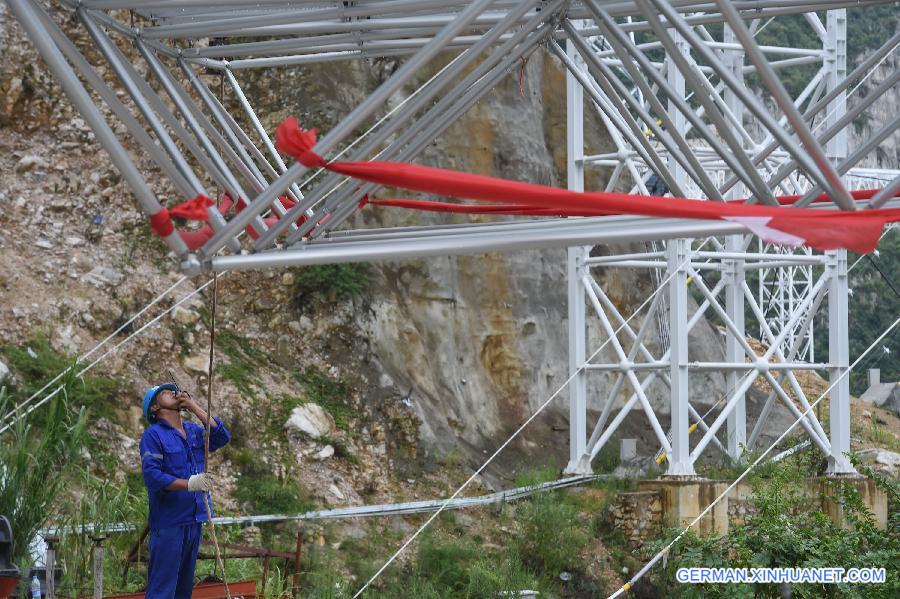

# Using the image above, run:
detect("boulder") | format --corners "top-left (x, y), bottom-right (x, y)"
top-left (313, 445), bottom-right (335, 460)
top-left (284, 403), bottom-right (335, 439)
top-left (183, 354), bottom-right (210, 375)
top-left (82, 266), bottom-right (124, 287)
top-left (15, 155), bottom-right (46, 174)
top-left (0, 359), bottom-right (11, 386)
top-left (872, 449), bottom-right (900, 478)
top-left (172, 306), bottom-right (201, 327)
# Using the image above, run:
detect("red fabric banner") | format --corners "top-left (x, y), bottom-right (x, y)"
top-left (370, 189), bottom-right (880, 216)
top-left (274, 118), bottom-right (900, 254)
top-left (154, 193), bottom-right (314, 250)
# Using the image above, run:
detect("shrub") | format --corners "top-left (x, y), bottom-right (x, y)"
top-left (294, 366), bottom-right (352, 431)
top-left (515, 490), bottom-right (589, 576)
top-left (1, 336), bottom-right (124, 422)
top-left (655, 455), bottom-right (900, 598)
top-left (293, 264), bottom-right (369, 304)
top-left (0, 385), bottom-right (88, 567)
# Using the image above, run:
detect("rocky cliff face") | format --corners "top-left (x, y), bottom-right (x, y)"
top-left (849, 48), bottom-right (900, 169)
top-left (0, 3), bottom-right (808, 496)
top-left (264, 52), bottom-right (739, 476)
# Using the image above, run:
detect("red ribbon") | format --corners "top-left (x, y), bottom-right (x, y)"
top-left (170, 194), bottom-right (215, 220)
top-left (148, 209), bottom-right (174, 237)
top-left (275, 117), bottom-right (327, 168)
top-left (274, 117), bottom-right (900, 254)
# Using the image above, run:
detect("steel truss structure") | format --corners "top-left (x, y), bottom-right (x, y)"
top-left (9, 1), bottom-right (900, 478)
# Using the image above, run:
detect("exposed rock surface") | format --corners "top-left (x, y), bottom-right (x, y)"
top-left (860, 448), bottom-right (900, 479)
top-left (0, 358), bottom-right (10, 385)
top-left (2, 3), bottom-right (874, 507)
top-left (285, 403), bottom-right (336, 439)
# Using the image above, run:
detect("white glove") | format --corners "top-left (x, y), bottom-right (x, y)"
top-left (187, 473), bottom-right (213, 492)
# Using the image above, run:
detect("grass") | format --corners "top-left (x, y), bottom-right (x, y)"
top-left (293, 264), bottom-right (369, 305)
top-left (235, 475), bottom-right (313, 515)
top-left (513, 466), bottom-right (557, 488)
top-left (858, 414), bottom-right (900, 453)
top-left (0, 385), bottom-right (88, 568)
top-left (356, 528), bottom-right (545, 599)
top-left (215, 328), bottom-right (266, 399)
top-left (293, 366), bottom-right (353, 432)
top-left (0, 335), bottom-right (125, 424)
top-left (228, 446), bottom-right (313, 515)
top-left (514, 489), bottom-right (590, 577)
top-left (55, 473), bottom-right (148, 597)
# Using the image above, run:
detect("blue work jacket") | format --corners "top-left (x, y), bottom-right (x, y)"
top-left (140, 418), bottom-right (231, 530)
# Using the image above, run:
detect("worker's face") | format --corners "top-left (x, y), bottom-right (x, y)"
top-left (153, 389), bottom-right (179, 415)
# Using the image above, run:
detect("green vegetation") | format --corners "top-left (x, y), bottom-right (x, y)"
top-left (228, 447), bottom-right (312, 514)
top-left (516, 489), bottom-right (591, 576)
top-left (215, 328), bottom-right (266, 398)
top-left (594, 433), bottom-right (622, 474)
top-left (633, 7), bottom-right (897, 100)
top-left (652, 453), bottom-right (900, 598)
top-left (844, 234), bottom-right (900, 395)
top-left (293, 264), bottom-right (369, 305)
top-left (294, 365), bottom-right (353, 432)
top-left (382, 532), bottom-right (543, 598)
top-left (861, 413), bottom-right (900, 453)
top-left (55, 474), bottom-right (148, 596)
top-left (235, 475), bottom-right (312, 514)
top-left (0, 335), bottom-right (125, 424)
top-left (0, 386), bottom-right (88, 567)
top-left (747, 6), bottom-right (897, 98)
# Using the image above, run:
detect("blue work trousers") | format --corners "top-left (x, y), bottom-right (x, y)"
top-left (147, 523), bottom-right (202, 599)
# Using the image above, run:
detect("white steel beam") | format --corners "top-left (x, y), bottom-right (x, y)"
top-left (565, 32), bottom-right (591, 474)
top-left (666, 239), bottom-right (695, 475)
top-left (826, 250), bottom-right (855, 474)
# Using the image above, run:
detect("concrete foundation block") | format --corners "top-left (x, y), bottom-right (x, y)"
top-left (639, 478), bottom-right (729, 536)
top-left (820, 476), bottom-right (888, 531)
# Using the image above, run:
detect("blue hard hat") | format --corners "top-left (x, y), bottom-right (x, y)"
top-left (142, 383), bottom-right (177, 424)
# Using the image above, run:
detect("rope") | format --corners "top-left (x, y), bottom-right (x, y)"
top-left (608, 312), bottom-right (900, 598)
top-left (201, 271), bottom-right (231, 597)
top-left (201, 71), bottom-right (232, 596)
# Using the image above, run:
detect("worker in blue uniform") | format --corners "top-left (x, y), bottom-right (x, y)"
top-left (140, 383), bottom-right (231, 598)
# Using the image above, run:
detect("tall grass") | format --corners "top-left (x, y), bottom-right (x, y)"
top-left (0, 377), bottom-right (88, 568)
top-left (54, 474), bottom-right (147, 597)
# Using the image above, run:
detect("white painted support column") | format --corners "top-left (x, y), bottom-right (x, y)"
top-left (666, 30), bottom-right (689, 186)
top-left (824, 10), bottom-right (852, 475)
top-left (565, 34), bottom-right (590, 474)
top-left (566, 247), bottom-right (590, 474)
top-left (826, 249), bottom-right (855, 474)
top-left (662, 27), bottom-right (694, 476)
top-left (666, 238), bottom-right (696, 475)
top-left (724, 236), bottom-right (747, 462)
top-left (825, 9), bottom-right (848, 164)
top-left (723, 26), bottom-right (747, 462)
